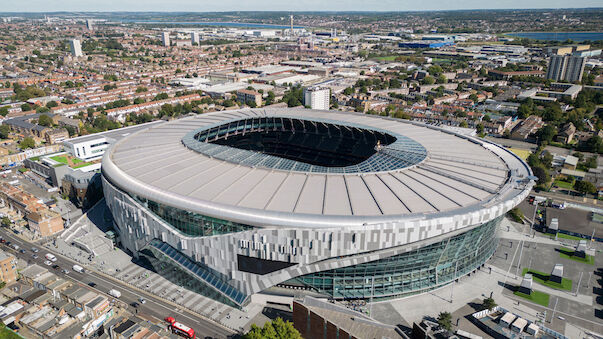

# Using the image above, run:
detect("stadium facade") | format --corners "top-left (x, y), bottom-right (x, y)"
top-left (101, 108), bottom-right (533, 308)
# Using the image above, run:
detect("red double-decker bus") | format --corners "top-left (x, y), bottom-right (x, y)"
top-left (165, 317), bottom-right (195, 339)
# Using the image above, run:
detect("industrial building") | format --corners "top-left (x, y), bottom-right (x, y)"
top-left (102, 108), bottom-right (533, 309)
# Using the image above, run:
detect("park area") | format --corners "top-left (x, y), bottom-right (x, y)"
top-left (49, 154), bottom-right (94, 169)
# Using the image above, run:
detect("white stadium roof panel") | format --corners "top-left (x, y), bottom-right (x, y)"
top-left (102, 108), bottom-right (533, 227)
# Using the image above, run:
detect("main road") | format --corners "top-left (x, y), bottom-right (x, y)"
top-left (0, 228), bottom-right (236, 339)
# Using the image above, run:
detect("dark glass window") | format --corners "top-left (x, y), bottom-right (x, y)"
top-left (133, 195), bottom-right (254, 237)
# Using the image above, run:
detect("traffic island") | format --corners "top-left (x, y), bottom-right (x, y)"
top-left (557, 247), bottom-right (595, 265)
top-left (513, 289), bottom-right (550, 307)
top-left (521, 268), bottom-right (572, 291)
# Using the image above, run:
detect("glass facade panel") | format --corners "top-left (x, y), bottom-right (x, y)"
top-left (133, 195), bottom-right (255, 237)
top-left (284, 217), bottom-right (501, 300)
top-left (138, 239), bottom-right (248, 308)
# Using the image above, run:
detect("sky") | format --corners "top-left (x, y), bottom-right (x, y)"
top-left (2, 0), bottom-right (602, 12)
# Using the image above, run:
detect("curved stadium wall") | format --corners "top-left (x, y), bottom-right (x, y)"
top-left (101, 108), bottom-right (533, 308)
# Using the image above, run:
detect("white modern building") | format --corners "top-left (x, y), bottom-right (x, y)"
top-left (303, 86), bottom-right (330, 110)
top-left (86, 19), bottom-right (93, 30)
top-left (63, 135), bottom-right (112, 161)
top-left (69, 39), bottom-right (83, 57)
top-left (161, 32), bottom-right (170, 47)
top-left (102, 108), bottom-right (533, 308)
top-left (190, 32), bottom-right (200, 45)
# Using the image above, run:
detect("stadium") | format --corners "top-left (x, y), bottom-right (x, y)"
top-left (101, 108), bottom-right (533, 308)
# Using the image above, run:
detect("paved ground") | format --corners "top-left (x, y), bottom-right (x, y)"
top-left (369, 218), bottom-right (603, 338)
top-left (0, 228), bottom-right (236, 338)
top-left (49, 199), bottom-right (268, 334)
top-left (517, 199), bottom-right (603, 238)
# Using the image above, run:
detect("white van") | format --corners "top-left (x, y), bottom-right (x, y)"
top-left (108, 289), bottom-right (121, 298)
top-left (45, 253), bottom-right (57, 262)
top-left (72, 265), bottom-right (85, 273)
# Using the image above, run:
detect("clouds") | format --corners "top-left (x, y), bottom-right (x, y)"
top-left (3, 0), bottom-right (601, 12)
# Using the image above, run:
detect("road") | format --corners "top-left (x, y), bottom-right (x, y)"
top-left (0, 229), bottom-right (236, 339)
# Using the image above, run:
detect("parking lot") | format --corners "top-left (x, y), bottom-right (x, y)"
top-left (517, 199), bottom-right (603, 239)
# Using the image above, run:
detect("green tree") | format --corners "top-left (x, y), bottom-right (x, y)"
top-left (20, 103), bottom-right (33, 112)
top-left (531, 166), bottom-right (550, 186)
top-left (507, 208), bottom-right (524, 223)
top-left (243, 318), bottom-right (302, 339)
top-left (265, 91), bottom-right (275, 105)
top-left (585, 156), bottom-right (598, 169)
top-left (0, 125), bottom-right (10, 139)
top-left (536, 125), bottom-right (556, 145)
top-left (476, 123), bottom-right (484, 135)
top-left (437, 311), bottom-right (452, 332)
top-left (19, 137), bottom-right (35, 149)
top-left (38, 114), bottom-right (52, 126)
top-left (421, 76), bottom-right (435, 85)
top-left (574, 180), bottom-right (596, 195)
top-left (1, 216), bottom-right (10, 227)
top-left (46, 100), bottom-right (58, 108)
top-left (581, 135), bottom-right (602, 153)
top-left (482, 297), bottom-right (497, 310)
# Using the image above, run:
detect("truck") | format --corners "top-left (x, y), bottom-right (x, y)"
top-left (72, 265), bottom-right (85, 273)
top-left (108, 289), bottom-right (121, 298)
top-left (45, 253), bottom-right (57, 262)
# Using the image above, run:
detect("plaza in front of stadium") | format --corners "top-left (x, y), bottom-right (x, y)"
top-left (101, 107), bottom-right (533, 309)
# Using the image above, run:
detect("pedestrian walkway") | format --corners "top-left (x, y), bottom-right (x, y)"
top-left (113, 262), bottom-right (265, 332)
top-left (489, 265), bottom-right (593, 306)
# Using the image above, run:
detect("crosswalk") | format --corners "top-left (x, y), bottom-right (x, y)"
top-left (114, 262), bottom-right (257, 331)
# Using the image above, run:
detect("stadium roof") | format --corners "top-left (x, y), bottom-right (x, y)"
top-left (102, 108), bottom-right (533, 228)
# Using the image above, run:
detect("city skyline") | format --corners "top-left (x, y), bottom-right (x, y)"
top-left (2, 0), bottom-right (602, 12)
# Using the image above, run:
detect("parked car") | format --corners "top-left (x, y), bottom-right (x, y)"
top-left (44, 260), bottom-right (52, 266)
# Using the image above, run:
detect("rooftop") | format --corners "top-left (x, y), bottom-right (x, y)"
top-left (103, 108), bottom-right (533, 227)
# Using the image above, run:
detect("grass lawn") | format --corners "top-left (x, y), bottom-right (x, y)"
top-left (558, 247), bottom-right (595, 265)
top-left (553, 180), bottom-right (574, 190)
top-left (509, 148), bottom-right (531, 161)
top-left (372, 55), bottom-right (398, 61)
top-left (514, 289), bottom-right (550, 307)
top-left (0, 324), bottom-right (22, 339)
top-left (522, 268), bottom-right (572, 291)
top-left (71, 158), bottom-right (83, 164)
top-left (49, 155), bottom-right (68, 164)
top-left (542, 232), bottom-right (585, 241)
